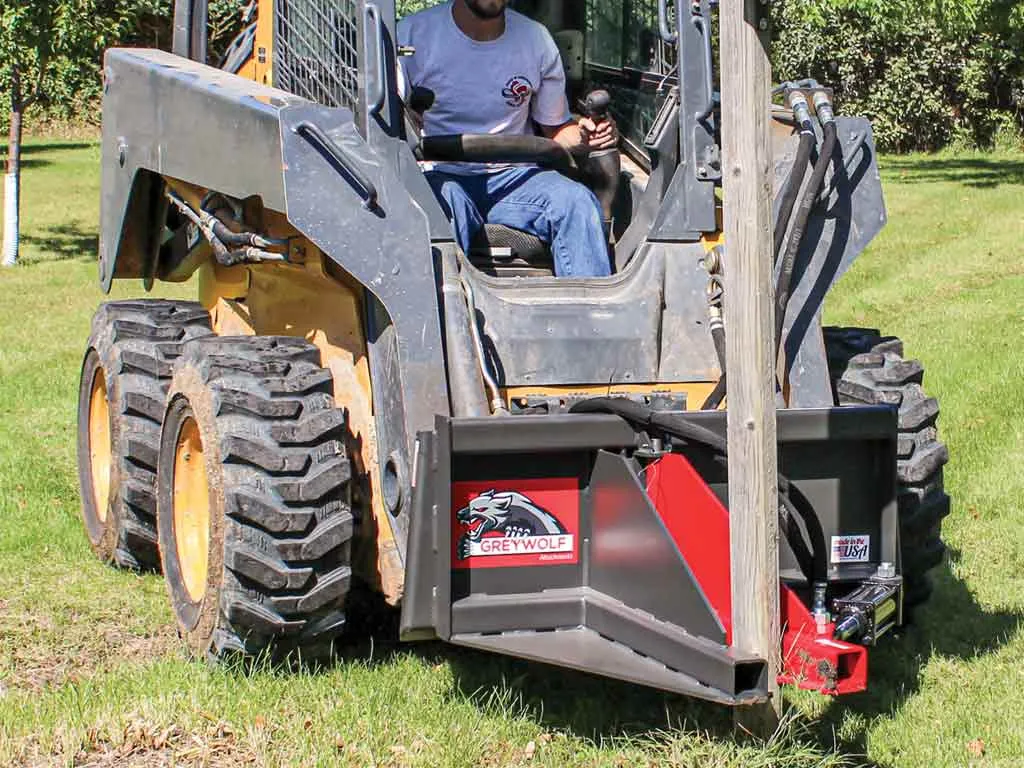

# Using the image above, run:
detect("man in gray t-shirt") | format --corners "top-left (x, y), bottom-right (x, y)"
top-left (398, 0), bottom-right (617, 277)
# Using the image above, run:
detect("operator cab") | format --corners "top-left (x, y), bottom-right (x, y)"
top-left (399, 0), bottom-right (690, 277)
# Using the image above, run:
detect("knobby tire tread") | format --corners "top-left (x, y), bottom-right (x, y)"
top-left (167, 336), bottom-right (354, 661)
top-left (85, 300), bottom-right (212, 569)
top-left (824, 327), bottom-right (950, 608)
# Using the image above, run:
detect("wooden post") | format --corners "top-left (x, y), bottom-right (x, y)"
top-left (720, 0), bottom-right (781, 732)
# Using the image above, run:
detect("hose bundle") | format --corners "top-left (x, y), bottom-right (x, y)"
top-left (774, 108), bottom-right (837, 351)
top-left (702, 90), bottom-right (839, 410)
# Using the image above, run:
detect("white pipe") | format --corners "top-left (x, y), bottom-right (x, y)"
top-left (2, 173), bottom-right (18, 266)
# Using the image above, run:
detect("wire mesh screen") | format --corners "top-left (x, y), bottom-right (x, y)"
top-left (274, 0), bottom-right (361, 110)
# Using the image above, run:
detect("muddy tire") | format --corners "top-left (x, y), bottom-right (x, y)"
top-left (157, 336), bottom-right (354, 661)
top-left (77, 300), bottom-right (212, 569)
top-left (824, 327), bottom-right (950, 607)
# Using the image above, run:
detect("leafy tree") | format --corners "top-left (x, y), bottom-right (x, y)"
top-left (789, 0), bottom-right (986, 31)
top-left (0, 0), bottom-right (247, 266)
top-left (1, 3), bottom-right (51, 265)
top-left (0, 1), bottom-right (119, 265)
top-left (774, 0), bottom-right (1024, 150)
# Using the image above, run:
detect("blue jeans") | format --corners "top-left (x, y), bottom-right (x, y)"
top-left (426, 167), bottom-right (611, 278)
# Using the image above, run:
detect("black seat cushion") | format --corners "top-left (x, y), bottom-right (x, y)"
top-left (467, 224), bottom-right (555, 277)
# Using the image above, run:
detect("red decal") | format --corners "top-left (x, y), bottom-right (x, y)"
top-left (452, 478), bottom-right (580, 569)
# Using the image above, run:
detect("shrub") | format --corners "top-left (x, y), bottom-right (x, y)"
top-left (772, 0), bottom-right (1024, 151)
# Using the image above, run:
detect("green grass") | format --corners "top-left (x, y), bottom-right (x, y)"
top-left (0, 141), bottom-right (1022, 766)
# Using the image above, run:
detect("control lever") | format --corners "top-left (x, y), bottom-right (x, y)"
top-left (404, 86), bottom-right (435, 145)
top-left (582, 89), bottom-right (612, 122)
top-left (579, 89), bottom-right (620, 236)
top-left (409, 86), bottom-right (435, 115)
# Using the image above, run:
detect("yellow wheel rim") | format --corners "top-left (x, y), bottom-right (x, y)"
top-left (173, 416), bottom-right (210, 602)
top-left (87, 368), bottom-right (112, 523)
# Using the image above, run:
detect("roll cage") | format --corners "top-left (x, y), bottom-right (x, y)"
top-left (171, 0), bottom-right (720, 237)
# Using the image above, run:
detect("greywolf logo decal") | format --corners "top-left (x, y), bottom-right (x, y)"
top-left (456, 489), bottom-right (570, 561)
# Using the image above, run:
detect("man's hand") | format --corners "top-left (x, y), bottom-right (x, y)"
top-left (542, 117), bottom-right (619, 153)
top-left (579, 116), bottom-right (619, 151)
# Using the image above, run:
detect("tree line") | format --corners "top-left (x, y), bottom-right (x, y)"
top-left (5, 0), bottom-right (1021, 150)
top-left (1, 0), bottom-right (1021, 262)
top-left (775, 0), bottom-right (1024, 152)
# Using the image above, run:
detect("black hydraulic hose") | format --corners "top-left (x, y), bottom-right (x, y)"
top-left (701, 375), bottom-right (727, 411)
top-left (774, 115), bottom-right (838, 352)
top-left (209, 218), bottom-right (260, 248)
top-left (572, 396), bottom-right (656, 428)
top-left (702, 320), bottom-right (728, 411)
top-left (202, 196), bottom-right (288, 249)
top-left (569, 397), bottom-right (827, 584)
top-left (166, 192), bottom-right (285, 267)
top-left (774, 120), bottom-right (816, 262)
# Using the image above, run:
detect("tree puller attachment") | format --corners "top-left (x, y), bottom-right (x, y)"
top-left (403, 401), bottom-right (907, 702)
top-left (78, 0), bottom-right (949, 707)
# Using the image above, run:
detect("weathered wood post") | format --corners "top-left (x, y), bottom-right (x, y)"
top-left (720, 0), bottom-right (781, 732)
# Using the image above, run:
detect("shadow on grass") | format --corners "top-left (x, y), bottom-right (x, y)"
top-left (332, 545), bottom-right (1019, 763)
top-left (247, 541), bottom-right (1020, 765)
top-left (1, 141), bottom-right (94, 155)
top-left (19, 222), bottom-right (98, 264)
top-left (885, 157), bottom-right (1024, 188)
top-left (807, 550), bottom-right (1022, 766)
top-left (2, 158), bottom-right (54, 170)
top-left (241, 584), bottom-right (737, 745)
top-left (444, 644), bottom-right (738, 741)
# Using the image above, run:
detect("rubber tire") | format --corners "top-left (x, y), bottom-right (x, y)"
top-left (77, 300), bottom-right (212, 569)
top-left (157, 336), bottom-right (354, 661)
top-left (824, 327), bottom-right (950, 607)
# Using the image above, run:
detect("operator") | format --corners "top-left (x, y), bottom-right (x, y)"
top-left (398, 0), bottom-right (617, 278)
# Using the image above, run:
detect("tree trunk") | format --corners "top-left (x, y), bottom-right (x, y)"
top-left (3, 68), bottom-right (23, 267)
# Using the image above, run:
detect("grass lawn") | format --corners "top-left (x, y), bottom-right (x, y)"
top-left (0, 140), bottom-right (1022, 767)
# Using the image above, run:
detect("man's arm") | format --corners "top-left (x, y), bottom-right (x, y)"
top-left (540, 117), bottom-right (618, 152)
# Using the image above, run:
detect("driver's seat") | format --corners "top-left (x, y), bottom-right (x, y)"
top-left (467, 224), bottom-right (555, 277)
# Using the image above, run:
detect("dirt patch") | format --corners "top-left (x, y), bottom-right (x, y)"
top-left (14, 716), bottom-right (258, 767)
top-left (0, 604), bottom-right (178, 693)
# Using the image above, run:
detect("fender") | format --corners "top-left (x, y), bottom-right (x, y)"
top-left (99, 48), bottom-right (449, 566)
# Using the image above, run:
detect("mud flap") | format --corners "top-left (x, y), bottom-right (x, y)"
top-left (400, 413), bottom-right (770, 705)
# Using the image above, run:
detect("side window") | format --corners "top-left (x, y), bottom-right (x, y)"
top-left (585, 0), bottom-right (676, 163)
top-left (586, 0), bottom-right (624, 69)
top-left (587, 0), bottom-right (674, 72)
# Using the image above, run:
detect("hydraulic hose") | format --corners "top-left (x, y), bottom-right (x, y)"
top-left (701, 256), bottom-right (727, 411)
top-left (774, 92), bottom-right (817, 263)
top-left (569, 397), bottom-right (828, 584)
top-left (701, 303), bottom-right (727, 411)
top-left (701, 370), bottom-right (727, 411)
top-left (166, 191), bottom-right (285, 267)
top-left (202, 194), bottom-right (289, 250)
top-left (774, 97), bottom-right (838, 353)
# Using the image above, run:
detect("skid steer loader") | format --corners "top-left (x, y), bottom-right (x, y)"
top-left (78, 0), bottom-right (950, 703)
